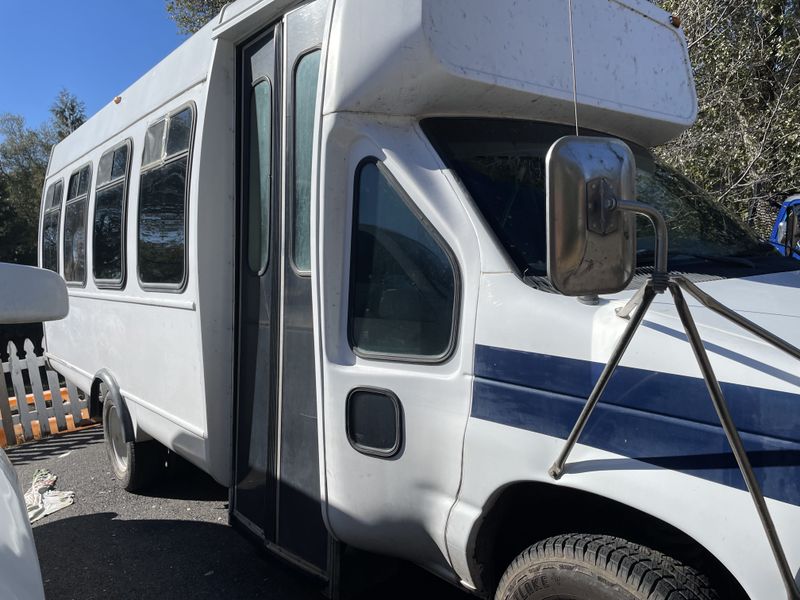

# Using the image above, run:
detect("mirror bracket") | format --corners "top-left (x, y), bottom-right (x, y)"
top-left (586, 185), bottom-right (671, 296)
top-left (586, 177), bottom-right (619, 235)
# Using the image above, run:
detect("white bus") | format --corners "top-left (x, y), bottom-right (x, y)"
top-left (39, 1), bottom-right (800, 598)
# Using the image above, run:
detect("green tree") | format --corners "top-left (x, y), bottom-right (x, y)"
top-left (654, 0), bottom-right (800, 234)
top-left (50, 88), bottom-right (86, 141)
top-left (0, 88), bottom-right (83, 265)
top-left (0, 115), bottom-right (56, 264)
top-left (166, 0), bottom-right (228, 34)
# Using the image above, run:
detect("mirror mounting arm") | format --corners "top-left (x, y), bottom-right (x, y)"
top-left (615, 199), bottom-right (669, 290)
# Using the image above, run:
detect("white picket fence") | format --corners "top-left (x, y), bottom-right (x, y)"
top-left (1, 339), bottom-right (89, 448)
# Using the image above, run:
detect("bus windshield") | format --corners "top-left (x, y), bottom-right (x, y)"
top-left (422, 118), bottom-right (781, 277)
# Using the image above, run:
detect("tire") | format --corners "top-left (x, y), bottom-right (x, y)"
top-left (495, 534), bottom-right (719, 600)
top-left (102, 395), bottom-right (166, 492)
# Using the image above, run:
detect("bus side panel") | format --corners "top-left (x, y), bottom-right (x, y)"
top-left (445, 272), bottom-right (800, 600)
top-left (195, 37), bottom-right (238, 488)
top-left (43, 87), bottom-right (217, 479)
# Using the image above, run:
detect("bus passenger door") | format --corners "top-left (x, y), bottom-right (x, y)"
top-left (233, 25), bottom-right (280, 542)
top-left (234, 2), bottom-right (331, 574)
top-left (274, 1), bottom-right (329, 573)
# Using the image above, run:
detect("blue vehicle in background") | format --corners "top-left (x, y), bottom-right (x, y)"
top-left (769, 195), bottom-right (800, 259)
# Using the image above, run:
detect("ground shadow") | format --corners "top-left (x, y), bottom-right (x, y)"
top-left (144, 454), bottom-right (229, 502)
top-left (5, 425), bottom-right (103, 467)
top-left (345, 556), bottom-right (473, 599)
top-left (34, 512), bottom-right (473, 600)
top-left (33, 512), bottom-right (323, 600)
top-left (18, 431), bottom-right (472, 599)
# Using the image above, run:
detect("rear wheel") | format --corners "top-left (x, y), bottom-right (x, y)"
top-left (495, 534), bottom-right (718, 600)
top-left (102, 395), bottom-right (166, 492)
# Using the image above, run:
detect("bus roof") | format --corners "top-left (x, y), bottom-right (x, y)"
top-left (48, 0), bottom-right (696, 177)
top-left (324, 0), bottom-right (697, 147)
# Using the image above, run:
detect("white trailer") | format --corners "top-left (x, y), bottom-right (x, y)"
top-left (39, 1), bottom-right (800, 598)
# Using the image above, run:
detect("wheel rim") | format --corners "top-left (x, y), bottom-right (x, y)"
top-left (106, 404), bottom-right (129, 473)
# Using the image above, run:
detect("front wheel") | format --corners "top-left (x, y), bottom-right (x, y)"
top-left (495, 534), bottom-right (718, 600)
top-left (102, 396), bottom-right (166, 492)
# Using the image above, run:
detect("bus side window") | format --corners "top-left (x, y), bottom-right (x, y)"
top-left (247, 79), bottom-right (272, 275)
top-left (42, 180), bottom-right (64, 273)
top-left (64, 164), bottom-right (92, 286)
top-left (137, 105), bottom-right (195, 289)
top-left (349, 160), bottom-right (459, 361)
top-left (93, 141), bottom-right (131, 287)
top-left (291, 49), bottom-right (321, 274)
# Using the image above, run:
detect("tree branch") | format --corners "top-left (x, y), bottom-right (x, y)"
top-left (717, 44), bottom-right (800, 200)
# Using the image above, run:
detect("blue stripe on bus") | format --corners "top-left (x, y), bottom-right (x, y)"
top-left (475, 344), bottom-right (800, 443)
top-left (472, 345), bottom-right (800, 506)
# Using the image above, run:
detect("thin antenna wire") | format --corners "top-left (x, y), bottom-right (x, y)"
top-left (567, 0), bottom-right (580, 136)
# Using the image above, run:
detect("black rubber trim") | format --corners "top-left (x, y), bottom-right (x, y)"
top-left (93, 368), bottom-right (134, 443)
top-left (345, 387), bottom-right (404, 459)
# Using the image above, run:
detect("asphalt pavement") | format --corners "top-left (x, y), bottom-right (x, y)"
top-left (7, 426), bottom-right (474, 600)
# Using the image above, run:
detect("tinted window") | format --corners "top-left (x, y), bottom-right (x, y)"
top-left (143, 119), bottom-right (165, 166)
top-left (43, 211), bottom-right (61, 271)
top-left (63, 196), bottom-right (88, 283)
top-left (78, 168), bottom-right (91, 196)
top-left (423, 118), bottom-right (779, 277)
top-left (350, 161), bottom-right (457, 359)
top-left (292, 50), bottom-right (321, 272)
top-left (42, 180), bottom-right (63, 272)
top-left (64, 166), bottom-right (91, 284)
top-left (93, 142), bottom-right (130, 285)
top-left (138, 106), bottom-right (194, 288)
top-left (634, 164), bottom-right (768, 258)
top-left (138, 157), bottom-right (189, 285)
top-left (67, 171), bottom-right (80, 201)
top-left (111, 145), bottom-right (129, 180)
top-left (98, 151), bottom-right (113, 185)
top-left (166, 108), bottom-right (192, 156)
top-left (248, 80), bottom-right (272, 274)
top-left (94, 185), bottom-right (125, 282)
top-left (46, 180), bottom-right (63, 210)
top-left (44, 182), bottom-right (55, 209)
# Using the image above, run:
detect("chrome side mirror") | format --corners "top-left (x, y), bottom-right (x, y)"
top-left (0, 263), bottom-right (68, 324)
top-left (546, 136), bottom-right (637, 297)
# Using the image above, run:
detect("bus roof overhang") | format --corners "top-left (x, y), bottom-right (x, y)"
top-left (212, 0), bottom-right (309, 42)
top-left (323, 0), bottom-right (697, 148)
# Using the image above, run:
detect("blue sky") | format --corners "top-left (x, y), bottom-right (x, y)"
top-left (0, 1), bottom-right (188, 129)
